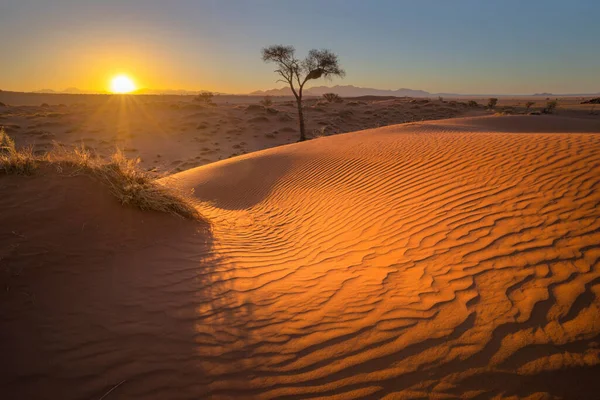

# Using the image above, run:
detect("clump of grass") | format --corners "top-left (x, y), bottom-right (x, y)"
top-left (1, 129), bottom-right (202, 221)
top-left (0, 127), bottom-right (37, 175)
top-left (50, 145), bottom-right (202, 220)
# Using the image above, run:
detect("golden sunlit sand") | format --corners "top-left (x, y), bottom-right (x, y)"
top-left (2, 113), bottom-right (600, 399)
top-left (2, 1), bottom-right (599, 398)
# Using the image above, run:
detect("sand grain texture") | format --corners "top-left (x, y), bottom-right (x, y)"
top-left (2, 116), bottom-right (600, 399)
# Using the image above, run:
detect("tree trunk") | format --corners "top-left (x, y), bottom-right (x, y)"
top-left (296, 97), bottom-right (306, 141)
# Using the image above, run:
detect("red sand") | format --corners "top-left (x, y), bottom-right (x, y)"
top-left (2, 115), bottom-right (600, 399)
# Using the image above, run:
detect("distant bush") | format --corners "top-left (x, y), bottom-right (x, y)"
top-left (581, 97), bottom-right (600, 104)
top-left (542, 100), bottom-right (558, 114)
top-left (467, 100), bottom-right (479, 107)
top-left (260, 96), bottom-right (273, 107)
top-left (194, 92), bottom-right (214, 104)
top-left (525, 101), bottom-right (535, 110)
top-left (323, 93), bottom-right (342, 103)
top-left (487, 98), bottom-right (498, 109)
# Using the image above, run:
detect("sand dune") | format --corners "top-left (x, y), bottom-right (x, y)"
top-left (2, 115), bottom-right (600, 399)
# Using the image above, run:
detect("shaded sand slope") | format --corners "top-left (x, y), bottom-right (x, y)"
top-left (0, 168), bottom-right (214, 400)
top-left (1, 115), bottom-right (600, 399)
top-left (171, 116), bottom-right (600, 398)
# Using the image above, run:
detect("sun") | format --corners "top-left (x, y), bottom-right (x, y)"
top-left (110, 75), bottom-right (136, 94)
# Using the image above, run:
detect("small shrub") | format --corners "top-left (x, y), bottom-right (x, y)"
top-left (438, 96), bottom-right (444, 102)
top-left (312, 126), bottom-right (328, 138)
top-left (542, 100), bottom-right (558, 114)
top-left (260, 96), bottom-right (273, 107)
top-left (525, 101), bottom-right (535, 110)
top-left (487, 98), bottom-right (498, 109)
top-left (194, 92), bottom-right (214, 104)
top-left (323, 93), bottom-right (342, 103)
top-left (467, 100), bottom-right (479, 107)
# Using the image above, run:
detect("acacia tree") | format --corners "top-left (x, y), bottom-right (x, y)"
top-left (262, 45), bottom-right (345, 141)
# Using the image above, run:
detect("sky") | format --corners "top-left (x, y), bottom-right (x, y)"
top-left (1, 0), bottom-right (598, 94)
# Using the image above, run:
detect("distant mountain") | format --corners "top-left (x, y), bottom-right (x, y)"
top-left (135, 88), bottom-right (197, 95)
top-left (34, 89), bottom-right (57, 94)
top-left (32, 88), bottom-right (105, 94)
top-left (250, 85), bottom-right (430, 98)
top-left (133, 88), bottom-right (230, 96)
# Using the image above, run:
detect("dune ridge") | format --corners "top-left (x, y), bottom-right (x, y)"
top-left (2, 115), bottom-right (600, 399)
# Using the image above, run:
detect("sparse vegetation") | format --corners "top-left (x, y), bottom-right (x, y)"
top-left (467, 100), bottom-right (479, 107)
top-left (260, 96), bottom-right (273, 107)
top-left (312, 126), bottom-right (328, 138)
top-left (525, 101), bottom-right (535, 110)
top-left (0, 129), bottom-right (202, 220)
top-left (487, 98), bottom-right (498, 109)
top-left (262, 45), bottom-right (345, 141)
top-left (542, 100), bottom-right (558, 114)
top-left (323, 93), bottom-right (342, 103)
top-left (581, 97), bottom-right (600, 104)
top-left (0, 127), bottom-right (37, 174)
top-left (194, 91), bottom-right (214, 104)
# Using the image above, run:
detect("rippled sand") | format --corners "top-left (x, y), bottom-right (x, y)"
top-left (2, 115), bottom-right (600, 399)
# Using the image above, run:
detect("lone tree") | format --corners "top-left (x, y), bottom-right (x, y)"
top-left (262, 45), bottom-right (345, 141)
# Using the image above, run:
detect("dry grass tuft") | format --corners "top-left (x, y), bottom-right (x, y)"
top-left (0, 126), bottom-right (38, 175)
top-left (1, 129), bottom-right (203, 221)
top-left (50, 145), bottom-right (203, 220)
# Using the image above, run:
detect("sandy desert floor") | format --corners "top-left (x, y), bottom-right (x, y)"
top-left (0, 94), bottom-right (481, 174)
top-left (1, 93), bottom-right (596, 175)
top-left (1, 110), bottom-right (600, 399)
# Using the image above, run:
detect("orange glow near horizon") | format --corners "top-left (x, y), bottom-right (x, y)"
top-left (110, 75), bottom-right (137, 94)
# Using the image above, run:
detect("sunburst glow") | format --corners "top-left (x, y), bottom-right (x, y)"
top-left (110, 75), bottom-right (136, 94)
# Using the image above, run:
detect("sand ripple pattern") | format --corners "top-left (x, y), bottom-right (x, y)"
top-left (176, 116), bottom-right (600, 398)
top-left (4, 116), bottom-right (600, 399)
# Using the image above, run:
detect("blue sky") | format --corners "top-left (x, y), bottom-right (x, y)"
top-left (1, 0), bottom-right (598, 94)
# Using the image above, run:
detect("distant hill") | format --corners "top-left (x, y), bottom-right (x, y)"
top-left (250, 85), bottom-right (431, 98)
top-left (33, 88), bottom-right (106, 95)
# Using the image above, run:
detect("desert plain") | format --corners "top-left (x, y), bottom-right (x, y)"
top-left (1, 91), bottom-right (600, 399)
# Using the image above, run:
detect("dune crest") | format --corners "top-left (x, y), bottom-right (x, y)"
top-left (2, 116), bottom-right (600, 399)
